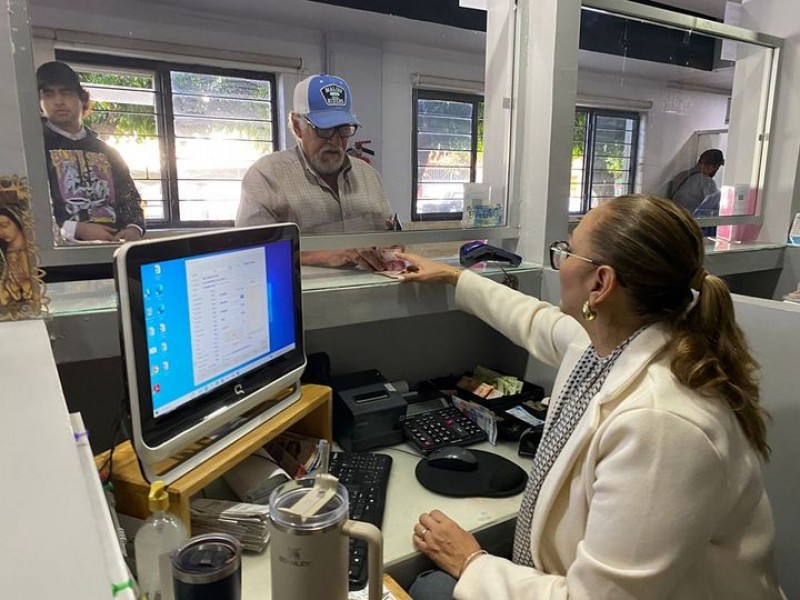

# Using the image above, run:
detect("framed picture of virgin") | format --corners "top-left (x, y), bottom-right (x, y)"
top-left (0, 175), bottom-right (47, 321)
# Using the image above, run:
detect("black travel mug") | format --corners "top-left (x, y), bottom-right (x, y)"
top-left (171, 533), bottom-right (242, 600)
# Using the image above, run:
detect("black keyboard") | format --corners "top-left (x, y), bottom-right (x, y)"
top-left (401, 406), bottom-right (487, 454)
top-left (328, 451), bottom-right (392, 590)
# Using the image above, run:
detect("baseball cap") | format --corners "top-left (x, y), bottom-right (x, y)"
top-left (36, 61), bottom-right (83, 92)
top-left (293, 74), bottom-right (361, 129)
top-left (698, 148), bottom-right (725, 166)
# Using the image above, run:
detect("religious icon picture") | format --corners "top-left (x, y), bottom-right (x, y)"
top-left (0, 175), bottom-right (47, 321)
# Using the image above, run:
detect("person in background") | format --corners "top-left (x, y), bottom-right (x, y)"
top-left (397, 194), bottom-right (783, 600)
top-left (667, 148), bottom-right (725, 215)
top-left (237, 73), bottom-right (398, 270)
top-left (37, 61), bottom-right (146, 242)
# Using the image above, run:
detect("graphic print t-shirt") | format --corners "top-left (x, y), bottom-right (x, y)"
top-left (41, 123), bottom-right (146, 233)
top-left (49, 148), bottom-right (118, 224)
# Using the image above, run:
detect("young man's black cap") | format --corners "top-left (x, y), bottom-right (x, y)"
top-left (36, 61), bottom-right (83, 92)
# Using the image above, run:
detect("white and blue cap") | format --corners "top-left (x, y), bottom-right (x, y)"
top-left (293, 74), bottom-right (361, 129)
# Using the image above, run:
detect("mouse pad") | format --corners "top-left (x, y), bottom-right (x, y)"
top-left (415, 450), bottom-right (528, 498)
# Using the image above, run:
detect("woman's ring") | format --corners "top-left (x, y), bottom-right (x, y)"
top-left (419, 527), bottom-right (428, 537)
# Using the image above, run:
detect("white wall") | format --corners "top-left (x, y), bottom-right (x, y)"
top-left (1, 320), bottom-right (111, 599)
top-left (30, 0), bottom-right (324, 69)
top-left (327, 33), bottom-right (385, 173)
top-left (732, 295), bottom-right (800, 599)
top-left (577, 70), bottom-right (729, 196)
top-left (741, 0), bottom-right (800, 242)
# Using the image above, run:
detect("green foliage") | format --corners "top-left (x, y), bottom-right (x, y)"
top-left (85, 105), bottom-right (157, 140)
top-left (171, 72), bottom-right (271, 101)
top-left (79, 71), bottom-right (157, 141)
top-left (79, 70), bottom-right (274, 144)
top-left (574, 111), bottom-right (632, 186)
top-left (79, 71), bottom-right (153, 90)
top-left (573, 111), bottom-right (587, 159)
top-left (477, 102), bottom-right (484, 154)
top-left (602, 154), bottom-right (625, 182)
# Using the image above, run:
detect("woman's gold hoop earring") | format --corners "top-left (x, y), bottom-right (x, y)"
top-left (582, 300), bottom-right (596, 321)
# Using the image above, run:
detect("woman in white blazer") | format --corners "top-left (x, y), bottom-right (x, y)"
top-left (398, 195), bottom-right (783, 599)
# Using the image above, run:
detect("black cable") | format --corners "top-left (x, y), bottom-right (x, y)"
top-left (118, 404), bottom-right (133, 485)
top-left (98, 415), bottom-right (122, 482)
top-left (500, 265), bottom-right (519, 290)
top-left (385, 446), bottom-right (426, 459)
top-left (98, 394), bottom-right (130, 483)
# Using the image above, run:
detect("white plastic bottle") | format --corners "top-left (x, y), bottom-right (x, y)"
top-left (134, 480), bottom-right (189, 600)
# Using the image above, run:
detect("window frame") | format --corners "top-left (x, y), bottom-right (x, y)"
top-left (572, 106), bottom-right (640, 215)
top-left (55, 50), bottom-right (279, 229)
top-left (411, 88), bottom-right (483, 222)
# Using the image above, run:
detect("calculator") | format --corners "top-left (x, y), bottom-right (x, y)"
top-left (400, 398), bottom-right (487, 454)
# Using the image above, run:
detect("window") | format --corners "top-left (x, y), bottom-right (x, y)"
top-left (570, 108), bottom-right (640, 214)
top-left (412, 89), bottom-right (483, 221)
top-left (56, 51), bottom-right (277, 227)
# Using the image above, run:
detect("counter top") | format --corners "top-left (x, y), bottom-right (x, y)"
top-left (704, 240), bottom-right (785, 276)
top-left (44, 262), bottom-right (543, 363)
top-left (41, 241), bottom-right (790, 363)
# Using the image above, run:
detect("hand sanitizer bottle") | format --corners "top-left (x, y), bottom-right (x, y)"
top-left (134, 480), bottom-right (189, 600)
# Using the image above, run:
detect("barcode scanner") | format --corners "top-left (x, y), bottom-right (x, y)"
top-left (459, 241), bottom-right (522, 268)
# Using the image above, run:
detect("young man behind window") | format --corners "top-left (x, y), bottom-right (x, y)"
top-left (37, 61), bottom-right (146, 242)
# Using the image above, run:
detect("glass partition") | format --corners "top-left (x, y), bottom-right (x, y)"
top-left (576, 0), bottom-right (781, 239)
top-left (9, 0), bottom-right (519, 268)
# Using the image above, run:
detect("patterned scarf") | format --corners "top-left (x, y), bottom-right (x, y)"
top-left (512, 327), bottom-right (646, 567)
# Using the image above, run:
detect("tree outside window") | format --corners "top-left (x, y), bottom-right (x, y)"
top-left (570, 108), bottom-right (640, 214)
top-left (58, 51), bottom-right (277, 227)
top-left (412, 89), bottom-right (483, 221)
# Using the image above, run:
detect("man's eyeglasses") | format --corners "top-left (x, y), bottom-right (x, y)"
top-left (549, 240), bottom-right (604, 271)
top-left (305, 118), bottom-right (358, 140)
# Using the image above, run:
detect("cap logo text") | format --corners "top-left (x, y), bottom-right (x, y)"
top-left (319, 84), bottom-right (347, 107)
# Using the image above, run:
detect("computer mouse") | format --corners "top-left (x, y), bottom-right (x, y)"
top-left (459, 241), bottom-right (522, 268)
top-left (426, 446), bottom-right (479, 472)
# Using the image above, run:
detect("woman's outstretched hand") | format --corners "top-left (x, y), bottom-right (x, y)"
top-left (396, 252), bottom-right (463, 285)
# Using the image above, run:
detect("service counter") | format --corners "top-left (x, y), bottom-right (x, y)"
top-left (44, 261), bottom-right (543, 454)
top-left (44, 241), bottom-right (789, 364)
top-left (704, 239), bottom-right (785, 276)
top-left (45, 260), bottom-right (544, 364)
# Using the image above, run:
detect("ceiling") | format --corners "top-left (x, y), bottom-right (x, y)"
top-left (131, 0), bottom-right (742, 53)
top-left (579, 50), bottom-right (735, 92)
top-left (134, 0), bottom-right (486, 54)
top-left (652, 0), bottom-right (734, 20)
top-left (111, 0), bottom-right (745, 89)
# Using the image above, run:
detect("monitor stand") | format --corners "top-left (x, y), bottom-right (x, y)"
top-left (138, 383), bottom-right (303, 486)
top-left (97, 384), bottom-right (333, 528)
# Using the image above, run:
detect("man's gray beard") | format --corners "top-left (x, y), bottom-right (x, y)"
top-left (308, 150), bottom-right (345, 176)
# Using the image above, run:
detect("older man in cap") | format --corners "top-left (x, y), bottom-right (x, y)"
top-left (237, 74), bottom-right (396, 269)
top-left (37, 61), bottom-right (145, 242)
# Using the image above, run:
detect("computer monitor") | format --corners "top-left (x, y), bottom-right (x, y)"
top-left (114, 224), bottom-right (306, 484)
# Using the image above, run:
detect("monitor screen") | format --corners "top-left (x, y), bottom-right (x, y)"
top-left (115, 224), bottom-right (306, 482)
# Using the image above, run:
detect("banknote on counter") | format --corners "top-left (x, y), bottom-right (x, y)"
top-left (452, 395), bottom-right (499, 444)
